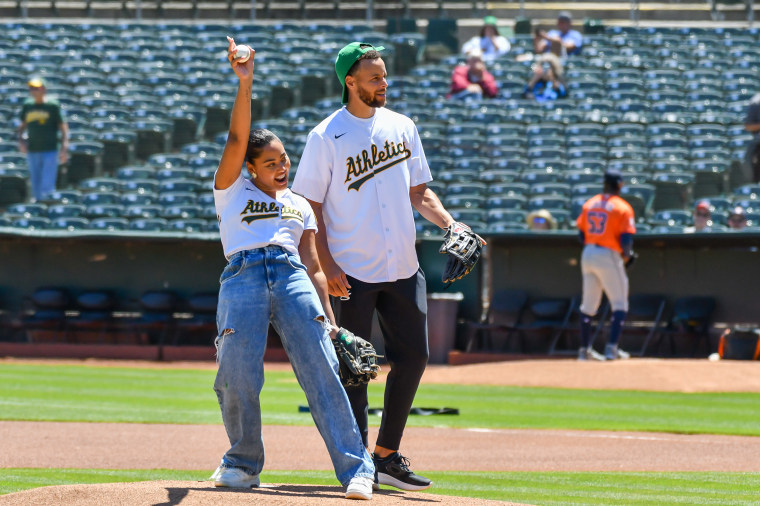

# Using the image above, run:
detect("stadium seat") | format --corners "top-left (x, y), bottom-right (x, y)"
top-left (66, 290), bottom-right (118, 343)
top-left (81, 192), bottom-right (120, 206)
top-left (486, 195), bottom-right (526, 210)
top-left (0, 174), bottom-right (28, 207)
top-left (129, 218), bottom-right (169, 231)
top-left (125, 204), bottom-right (163, 219)
top-left (6, 203), bottom-right (47, 218)
top-left (85, 204), bottom-right (125, 219)
top-left (134, 120), bottom-right (173, 161)
top-left (158, 192), bottom-right (197, 207)
top-left (166, 218), bottom-right (207, 233)
top-left (661, 296), bottom-right (716, 357)
top-left (652, 173), bottom-right (696, 211)
top-left (527, 196), bottom-right (567, 211)
top-left (174, 291), bottom-right (218, 346)
top-left (49, 217), bottom-right (89, 231)
top-left (651, 209), bottom-right (692, 226)
top-left (478, 169), bottom-right (519, 183)
top-left (89, 218), bottom-right (129, 231)
top-left (126, 289), bottom-right (180, 345)
top-left (19, 287), bottom-right (72, 340)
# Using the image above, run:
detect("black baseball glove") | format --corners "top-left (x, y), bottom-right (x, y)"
top-left (439, 222), bottom-right (485, 284)
top-left (332, 328), bottom-right (381, 387)
top-left (625, 252), bottom-right (638, 269)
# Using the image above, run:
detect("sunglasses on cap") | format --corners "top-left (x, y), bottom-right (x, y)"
top-left (532, 217), bottom-right (547, 224)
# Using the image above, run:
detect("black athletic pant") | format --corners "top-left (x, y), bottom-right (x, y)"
top-left (334, 269), bottom-right (429, 450)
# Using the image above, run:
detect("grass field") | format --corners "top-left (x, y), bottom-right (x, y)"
top-left (2, 469), bottom-right (760, 505)
top-left (2, 362), bottom-right (760, 505)
top-left (1, 363), bottom-right (760, 435)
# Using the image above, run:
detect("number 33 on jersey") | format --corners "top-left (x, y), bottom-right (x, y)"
top-left (576, 194), bottom-right (636, 254)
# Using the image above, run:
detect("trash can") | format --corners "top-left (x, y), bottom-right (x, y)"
top-left (427, 292), bottom-right (464, 364)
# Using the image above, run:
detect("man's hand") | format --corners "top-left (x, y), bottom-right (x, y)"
top-left (59, 148), bottom-right (68, 164)
top-left (322, 258), bottom-right (351, 299)
top-left (18, 141), bottom-right (27, 154)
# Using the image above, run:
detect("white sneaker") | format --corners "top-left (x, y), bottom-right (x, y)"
top-left (210, 465), bottom-right (260, 488)
top-left (346, 476), bottom-right (373, 500)
top-left (605, 344), bottom-right (630, 360)
top-left (578, 347), bottom-right (606, 361)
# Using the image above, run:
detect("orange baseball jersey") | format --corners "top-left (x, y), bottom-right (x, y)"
top-left (576, 193), bottom-right (636, 254)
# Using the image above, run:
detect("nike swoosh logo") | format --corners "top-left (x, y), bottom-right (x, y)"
top-left (334, 132), bottom-right (347, 139)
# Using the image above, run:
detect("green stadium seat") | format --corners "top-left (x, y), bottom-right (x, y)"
top-left (121, 192), bottom-right (158, 207)
top-left (651, 209), bottom-right (692, 226)
top-left (49, 217), bottom-right (89, 231)
top-left (652, 173), bottom-right (696, 211)
top-left (43, 190), bottom-right (82, 205)
top-left (6, 202), bottom-right (47, 218)
top-left (167, 218), bottom-right (208, 233)
top-left (129, 218), bottom-right (169, 231)
top-left (134, 120), bottom-right (173, 161)
top-left (47, 203), bottom-right (86, 219)
top-left (162, 205), bottom-right (201, 220)
top-left (85, 204), bottom-right (125, 219)
top-left (78, 177), bottom-right (120, 193)
top-left (11, 216), bottom-right (51, 229)
top-left (99, 131), bottom-right (138, 173)
top-left (89, 218), bottom-right (129, 231)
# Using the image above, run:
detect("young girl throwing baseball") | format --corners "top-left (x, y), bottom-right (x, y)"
top-left (209, 36), bottom-right (374, 500)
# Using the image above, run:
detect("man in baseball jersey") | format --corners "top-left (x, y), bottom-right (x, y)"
top-left (576, 170), bottom-right (636, 361)
top-left (292, 42), bottom-right (457, 491)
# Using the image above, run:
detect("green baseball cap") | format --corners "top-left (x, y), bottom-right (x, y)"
top-left (335, 42), bottom-right (385, 104)
top-left (483, 15), bottom-right (499, 26)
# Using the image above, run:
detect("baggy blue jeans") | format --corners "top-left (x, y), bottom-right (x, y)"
top-left (26, 150), bottom-right (58, 201)
top-left (213, 245), bottom-right (374, 486)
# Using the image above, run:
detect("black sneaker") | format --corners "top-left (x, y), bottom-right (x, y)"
top-left (373, 452), bottom-right (432, 491)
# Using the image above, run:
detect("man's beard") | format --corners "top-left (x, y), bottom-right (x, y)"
top-left (358, 86), bottom-right (386, 108)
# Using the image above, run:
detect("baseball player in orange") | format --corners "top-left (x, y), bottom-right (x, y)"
top-left (576, 170), bottom-right (636, 361)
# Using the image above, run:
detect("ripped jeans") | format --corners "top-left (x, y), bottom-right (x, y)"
top-left (213, 245), bottom-right (373, 486)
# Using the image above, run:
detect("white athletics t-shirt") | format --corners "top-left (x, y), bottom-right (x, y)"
top-left (213, 173), bottom-right (317, 259)
top-left (292, 107), bottom-right (432, 283)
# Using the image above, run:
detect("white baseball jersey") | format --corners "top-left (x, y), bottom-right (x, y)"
top-left (292, 106), bottom-right (432, 283)
top-left (213, 173), bottom-right (317, 259)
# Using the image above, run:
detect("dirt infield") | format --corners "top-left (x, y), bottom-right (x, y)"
top-left (0, 481), bottom-right (524, 506)
top-left (1, 358), bottom-right (759, 504)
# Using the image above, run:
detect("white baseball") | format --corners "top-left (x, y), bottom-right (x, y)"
top-left (234, 45), bottom-right (251, 63)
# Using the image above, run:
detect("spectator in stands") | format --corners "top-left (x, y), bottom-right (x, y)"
top-left (461, 15), bottom-right (511, 62)
top-left (684, 200), bottom-right (713, 233)
top-left (744, 92), bottom-right (760, 182)
top-left (526, 209), bottom-right (558, 231)
top-left (448, 48), bottom-right (499, 100)
top-left (522, 53), bottom-right (567, 102)
top-left (16, 77), bottom-right (69, 202)
top-left (728, 206), bottom-right (748, 230)
top-left (533, 11), bottom-right (583, 58)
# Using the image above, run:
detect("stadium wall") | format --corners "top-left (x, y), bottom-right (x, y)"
top-left (2, 232), bottom-right (759, 325)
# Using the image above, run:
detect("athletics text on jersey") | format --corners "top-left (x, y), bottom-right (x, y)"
top-left (214, 173), bottom-right (316, 259)
top-left (292, 106), bottom-right (432, 283)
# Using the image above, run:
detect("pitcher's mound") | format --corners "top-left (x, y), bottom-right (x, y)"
top-left (0, 480), bottom-right (527, 505)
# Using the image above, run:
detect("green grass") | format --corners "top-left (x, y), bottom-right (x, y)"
top-left (1, 363), bottom-right (759, 435)
top-left (2, 469), bottom-right (760, 505)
